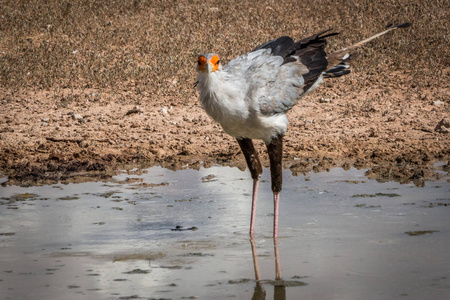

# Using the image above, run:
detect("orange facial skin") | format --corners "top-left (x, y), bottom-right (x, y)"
top-left (198, 54), bottom-right (220, 72)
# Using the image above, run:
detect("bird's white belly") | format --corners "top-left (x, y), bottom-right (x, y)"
top-left (199, 73), bottom-right (289, 142)
top-left (218, 111), bottom-right (288, 143)
top-left (202, 91), bottom-right (289, 142)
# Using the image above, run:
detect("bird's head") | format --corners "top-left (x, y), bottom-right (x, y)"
top-left (197, 53), bottom-right (221, 73)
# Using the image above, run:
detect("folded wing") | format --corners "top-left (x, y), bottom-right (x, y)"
top-left (224, 31), bottom-right (337, 116)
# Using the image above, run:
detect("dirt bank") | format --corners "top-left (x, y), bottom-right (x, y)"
top-left (1, 72), bottom-right (448, 186)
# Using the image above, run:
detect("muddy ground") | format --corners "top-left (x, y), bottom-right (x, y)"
top-left (0, 0), bottom-right (449, 185)
top-left (1, 72), bottom-right (448, 185)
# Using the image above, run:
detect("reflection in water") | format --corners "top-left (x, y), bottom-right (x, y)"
top-left (273, 238), bottom-right (286, 299)
top-left (251, 238), bottom-right (288, 300)
top-left (251, 238), bottom-right (267, 300)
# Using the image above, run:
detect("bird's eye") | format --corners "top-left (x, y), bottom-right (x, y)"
top-left (198, 56), bottom-right (207, 66)
top-left (216, 60), bottom-right (220, 65)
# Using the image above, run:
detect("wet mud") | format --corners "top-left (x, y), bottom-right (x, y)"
top-left (1, 76), bottom-right (449, 186)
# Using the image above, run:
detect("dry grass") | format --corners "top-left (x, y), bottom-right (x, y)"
top-left (1, 0), bottom-right (449, 100)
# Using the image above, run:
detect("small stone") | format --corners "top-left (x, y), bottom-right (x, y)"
top-left (79, 140), bottom-right (89, 148)
top-left (435, 118), bottom-right (450, 133)
top-left (319, 98), bottom-right (331, 103)
top-left (72, 114), bottom-right (83, 120)
top-left (151, 148), bottom-right (166, 158)
top-left (368, 128), bottom-right (378, 137)
top-left (387, 116), bottom-right (396, 122)
top-left (432, 100), bottom-right (444, 106)
top-left (160, 106), bottom-right (168, 115)
top-left (126, 106), bottom-right (144, 115)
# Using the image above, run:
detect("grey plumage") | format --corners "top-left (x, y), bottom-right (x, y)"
top-left (197, 23), bottom-right (410, 143)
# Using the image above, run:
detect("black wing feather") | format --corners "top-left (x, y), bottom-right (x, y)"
top-left (253, 36), bottom-right (295, 64)
top-left (253, 30), bottom-right (339, 91)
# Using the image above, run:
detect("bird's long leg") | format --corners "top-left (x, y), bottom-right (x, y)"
top-left (237, 138), bottom-right (263, 238)
top-left (266, 135), bottom-right (283, 238)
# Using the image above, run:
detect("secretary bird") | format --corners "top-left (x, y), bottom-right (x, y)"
top-left (196, 23), bottom-right (410, 238)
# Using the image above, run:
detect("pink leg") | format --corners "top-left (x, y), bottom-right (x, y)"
top-left (249, 179), bottom-right (259, 238)
top-left (273, 192), bottom-right (280, 238)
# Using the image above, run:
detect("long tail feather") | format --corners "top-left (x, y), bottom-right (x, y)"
top-left (325, 23), bottom-right (410, 72)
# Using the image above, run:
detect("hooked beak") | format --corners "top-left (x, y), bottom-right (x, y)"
top-left (200, 61), bottom-right (217, 73)
top-left (206, 62), bottom-right (214, 73)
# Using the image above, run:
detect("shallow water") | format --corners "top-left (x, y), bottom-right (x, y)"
top-left (1, 165), bottom-right (449, 300)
